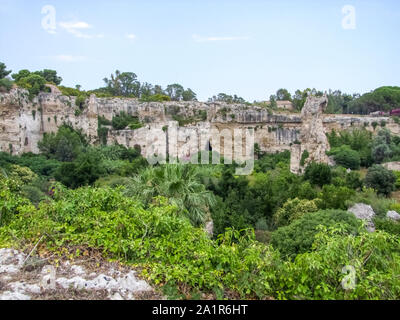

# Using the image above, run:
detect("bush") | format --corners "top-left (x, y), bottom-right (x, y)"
top-left (0, 178), bottom-right (32, 227)
top-left (9, 165), bottom-right (37, 184)
top-left (293, 181), bottom-right (318, 200)
top-left (21, 185), bottom-right (47, 206)
top-left (330, 145), bottom-right (360, 170)
top-left (273, 198), bottom-right (318, 228)
top-left (304, 162), bottom-right (332, 187)
top-left (38, 125), bottom-right (87, 161)
top-left (300, 150), bottom-right (309, 167)
top-left (270, 210), bottom-right (361, 259)
top-left (374, 218), bottom-right (400, 235)
top-left (345, 171), bottom-right (363, 190)
top-left (15, 73), bottom-right (47, 98)
top-left (394, 171), bottom-right (400, 190)
top-left (318, 185), bottom-right (355, 210)
top-left (277, 226), bottom-right (400, 299)
top-left (55, 151), bottom-right (105, 189)
top-left (365, 165), bottom-right (396, 196)
top-left (0, 78), bottom-right (13, 92)
top-left (112, 112), bottom-right (142, 130)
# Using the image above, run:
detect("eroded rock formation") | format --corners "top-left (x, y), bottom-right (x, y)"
top-left (290, 94), bottom-right (331, 174)
top-left (0, 88), bottom-right (398, 173)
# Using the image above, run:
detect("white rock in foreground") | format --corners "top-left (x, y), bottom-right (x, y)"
top-left (387, 210), bottom-right (400, 221)
top-left (0, 248), bottom-right (156, 300)
top-left (348, 203), bottom-right (376, 232)
top-left (0, 291), bottom-right (31, 300)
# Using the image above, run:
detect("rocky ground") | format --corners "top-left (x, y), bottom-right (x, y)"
top-left (0, 248), bottom-right (164, 300)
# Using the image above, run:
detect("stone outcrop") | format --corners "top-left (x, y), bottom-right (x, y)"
top-left (290, 95), bottom-right (331, 174)
top-left (0, 88), bottom-right (398, 173)
top-left (0, 248), bottom-right (158, 300)
top-left (387, 210), bottom-right (400, 221)
top-left (383, 162), bottom-right (400, 171)
top-left (348, 203), bottom-right (376, 232)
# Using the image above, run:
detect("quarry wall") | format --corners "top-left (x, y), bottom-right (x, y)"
top-left (1, 88), bottom-right (398, 173)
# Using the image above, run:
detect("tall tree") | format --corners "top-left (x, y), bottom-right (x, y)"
top-left (182, 88), bottom-right (197, 101)
top-left (166, 83), bottom-right (185, 101)
top-left (0, 62), bottom-right (11, 79)
top-left (103, 70), bottom-right (141, 97)
top-left (35, 69), bottom-right (62, 85)
top-left (276, 88), bottom-right (292, 101)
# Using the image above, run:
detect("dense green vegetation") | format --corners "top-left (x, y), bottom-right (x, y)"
top-left (1, 155), bottom-right (400, 299)
top-left (2, 123), bottom-right (400, 299)
top-left (349, 86), bottom-right (400, 114)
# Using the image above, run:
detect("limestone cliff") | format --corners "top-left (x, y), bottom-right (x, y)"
top-left (0, 88), bottom-right (397, 173)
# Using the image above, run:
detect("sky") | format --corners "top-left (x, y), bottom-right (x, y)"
top-left (0, 0), bottom-right (399, 101)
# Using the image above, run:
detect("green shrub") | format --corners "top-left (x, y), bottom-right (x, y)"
top-left (330, 145), bottom-right (360, 170)
top-left (304, 162), bottom-right (332, 187)
top-left (276, 226), bottom-right (400, 299)
top-left (38, 125), bottom-right (87, 162)
top-left (112, 112), bottom-right (142, 130)
top-left (365, 165), bottom-right (396, 196)
top-left (75, 94), bottom-right (87, 109)
top-left (374, 218), bottom-right (400, 235)
top-left (9, 165), bottom-right (37, 184)
top-left (0, 178), bottom-right (32, 227)
top-left (318, 185), bottom-right (355, 210)
top-left (300, 150), bottom-right (309, 167)
top-left (16, 73), bottom-right (47, 99)
top-left (270, 210), bottom-right (361, 259)
top-left (0, 78), bottom-right (13, 92)
top-left (394, 171), bottom-right (400, 189)
top-left (273, 198), bottom-right (318, 228)
top-left (21, 185), bottom-right (47, 206)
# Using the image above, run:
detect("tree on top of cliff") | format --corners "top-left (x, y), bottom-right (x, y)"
top-left (0, 62), bottom-right (13, 92)
top-left (182, 88), bottom-right (197, 101)
top-left (35, 69), bottom-right (62, 85)
top-left (208, 93), bottom-right (247, 104)
top-left (12, 69), bottom-right (62, 85)
top-left (276, 88), bottom-right (292, 101)
top-left (103, 70), bottom-right (141, 97)
top-left (165, 83), bottom-right (184, 101)
top-left (0, 62), bottom-right (11, 79)
top-left (348, 86), bottom-right (400, 114)
top-left (13, 72), bottom-right (47, 98)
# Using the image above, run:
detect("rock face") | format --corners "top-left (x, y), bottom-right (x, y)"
top-left (387, 210), bottom-right (400, 221)
top-left (348, 203), bottom-right (376, 232)
top-left (0, 88), bottom-right (397, 173)
top-left (205, 220), bottom-right (214, 237)
top-left (382, 162), bottom-right (400, 171)
top-left (290, 95), bottom-right (330, 174)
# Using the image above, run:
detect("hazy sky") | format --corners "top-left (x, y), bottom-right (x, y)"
top-left (0, 0), bottom-right (399, 101)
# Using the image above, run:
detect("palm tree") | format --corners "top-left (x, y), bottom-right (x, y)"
top-left (125, 164), bottom-right (216, 226)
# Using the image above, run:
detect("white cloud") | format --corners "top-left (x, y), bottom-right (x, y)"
top-left (126, 34), bottom-right (136, 40)
top-left (192, 34), bottom-right (249, 42)
top-left (59, 21), bottom-right (92, 30)
top-left (59, 21), bottom-right (103, 39)
top-left (52, 55), bottom-right (87, 62)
